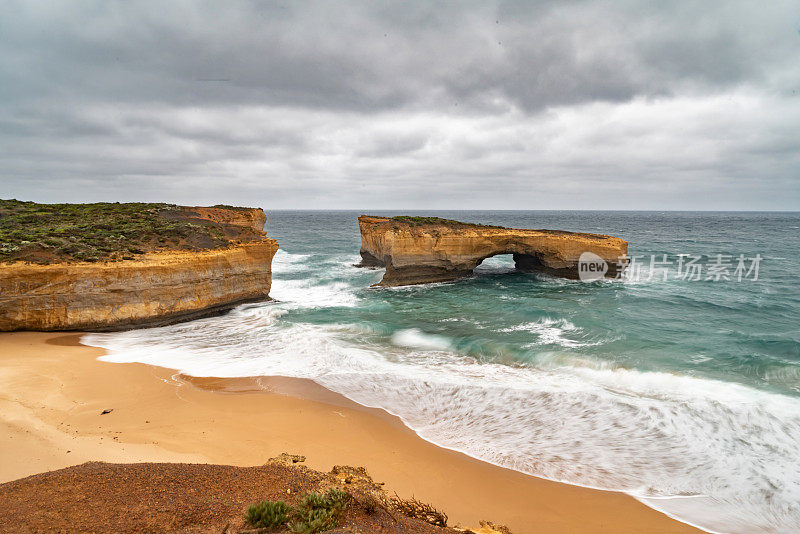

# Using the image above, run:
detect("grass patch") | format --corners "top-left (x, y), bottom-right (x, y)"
top-left (210, 204), bottom-right (258, 211)
top-left (385, 215), bottom-right (504, 229)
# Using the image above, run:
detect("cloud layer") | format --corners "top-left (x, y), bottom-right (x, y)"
top-left (1, 0), bottom-right (799, 209)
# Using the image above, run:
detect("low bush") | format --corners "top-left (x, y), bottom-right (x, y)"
top-left (244, 488), bottom-right (349, 533)
top-left (289, 489), bottom-right (348, 534)
top-left (245, 499), bottom-right (292, 529)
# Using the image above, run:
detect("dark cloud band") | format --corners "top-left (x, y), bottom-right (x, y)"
top-left (1, 1), bottom-right (798, 209)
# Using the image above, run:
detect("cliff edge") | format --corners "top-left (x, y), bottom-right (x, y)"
top-left (0, 201), bottom-right (278, 331)
top-left (358, 215), bottom-right (627, 286)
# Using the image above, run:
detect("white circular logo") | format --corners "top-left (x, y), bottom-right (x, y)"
top-left (578, 251), bottom-right (609, 281)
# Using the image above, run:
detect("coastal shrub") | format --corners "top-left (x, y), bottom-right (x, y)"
top-left (245, 499), bottom-right (292, 529)
top-left (289, 508), bottom-right (337, 534)
top-left (289, 488), bottom-right (349, 533)
top-left (244, 488), bottom-right (349, 533)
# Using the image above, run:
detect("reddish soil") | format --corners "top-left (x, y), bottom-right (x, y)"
top-left (0, 461), bottom-right (462, 533)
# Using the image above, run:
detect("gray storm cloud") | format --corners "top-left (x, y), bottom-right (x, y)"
top-left (1, 0), bottom-right (798, 209)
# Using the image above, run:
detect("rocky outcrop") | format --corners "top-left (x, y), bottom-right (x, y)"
top-left (358, 216), bottom-right (627, 286)
top-left (0, 207), bottom-right (278, 331)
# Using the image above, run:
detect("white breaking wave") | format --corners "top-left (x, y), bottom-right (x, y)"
top-left (270, 278), bottom-right (359, 308)
top-left (391, 328), bottom-right (453, 351)
top-left (501, 317), bottom-right (607, 348)
top-left (270, 251), bottom-right (379, 308)
top-left (268, 250), bottom-right (360, 307)
top-left (271, 249), bottom-right (311, 273)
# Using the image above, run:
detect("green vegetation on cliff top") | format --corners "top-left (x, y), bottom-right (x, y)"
top-left (0, 199), bottom-right (245, 264)
top-left (384, 215), bottom-right (505, 229)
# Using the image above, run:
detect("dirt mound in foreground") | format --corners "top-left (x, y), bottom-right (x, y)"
top-left (0, 460), bottom-right (490, 533)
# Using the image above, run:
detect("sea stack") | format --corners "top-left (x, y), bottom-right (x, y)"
top-left (357, 215), bottom-right (628, 286)
top-left (0, 202), bottom-right (278, 331)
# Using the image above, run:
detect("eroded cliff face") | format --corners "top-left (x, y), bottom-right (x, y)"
top-left (358, 216), bottom-right (628, 286)
top-left (0, 207), bottom-right (278, 331)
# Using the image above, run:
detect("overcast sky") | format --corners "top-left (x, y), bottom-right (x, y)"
top-left (1, 1), bottom-right (799, 210)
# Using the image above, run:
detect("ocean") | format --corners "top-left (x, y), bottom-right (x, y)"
top-left (84, 210), bottom-right (800, 533)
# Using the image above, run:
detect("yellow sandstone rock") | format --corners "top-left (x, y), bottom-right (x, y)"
top-left (358, 215), bottom-right (627, 286)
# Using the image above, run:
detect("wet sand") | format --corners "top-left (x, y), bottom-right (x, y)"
top-left (0, 331), bottom-right (700, 533)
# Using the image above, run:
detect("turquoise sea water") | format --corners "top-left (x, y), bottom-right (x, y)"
top-left (85, 211), bottom-right (800, 533)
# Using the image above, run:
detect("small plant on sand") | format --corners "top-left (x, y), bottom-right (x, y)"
top-left (289, 488), bottom-right (349, 533)
top-left (245, 499), bottom-right (292, 529)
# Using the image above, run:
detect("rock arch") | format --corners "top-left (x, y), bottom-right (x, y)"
top-left (357, 216), bottom-right (627, 286)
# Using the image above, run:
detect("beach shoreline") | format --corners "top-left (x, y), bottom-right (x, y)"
top-left (0, 331), bottom-right (700, 533)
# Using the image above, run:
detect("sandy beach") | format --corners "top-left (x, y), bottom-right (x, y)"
top-left (0, 331), bottom-right (699, 533)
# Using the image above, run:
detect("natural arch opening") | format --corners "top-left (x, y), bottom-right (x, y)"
top-left (473, 251), bottom-right (547, 274)
top-left (474, 252), bottom-right (515, 272)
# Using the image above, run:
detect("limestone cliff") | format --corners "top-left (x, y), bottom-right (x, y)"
top-left (358, 216), bottom-right (627, 286)
top-left (0, 205), bottom-right (278, 331)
